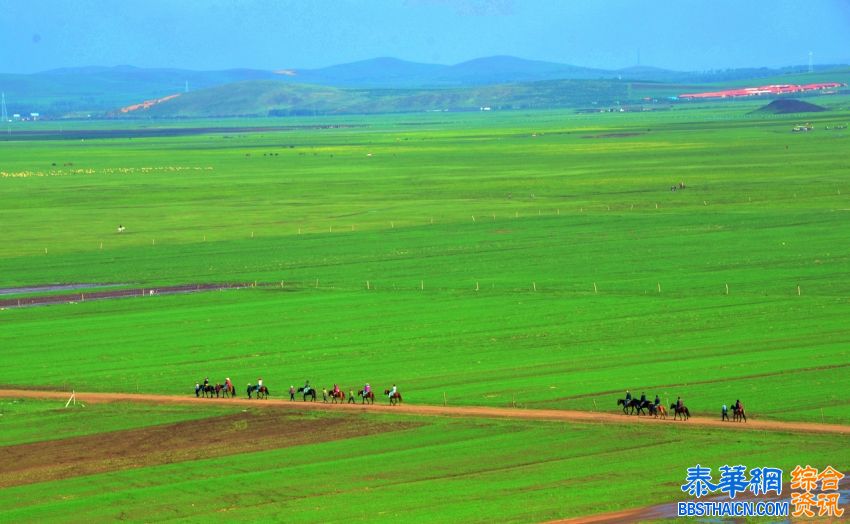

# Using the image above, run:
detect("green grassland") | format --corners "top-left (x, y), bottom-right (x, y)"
top-left (1, 104), bottom-right (849, 520)
top-left (0, 398), bottom-right (238, 446)
top-left (1, 106), bottom-right (848, 421)
top-left (0, 402), bottom-right (847, 523)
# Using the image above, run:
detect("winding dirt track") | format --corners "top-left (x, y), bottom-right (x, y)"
top-left (2, 389), bottom-right (848, 436)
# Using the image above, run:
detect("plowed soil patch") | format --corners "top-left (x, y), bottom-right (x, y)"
top-left (0, 410), bottom-right (417, 488)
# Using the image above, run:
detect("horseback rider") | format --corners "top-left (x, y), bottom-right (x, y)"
top-left (625, 390), bottom-right (632, 403)
top-left (257, 377), bottom-right (263, 391)
top-left (333, 383), bottom-right (340, 395)
top-left (363, 382), bottom-right (371, 396)
top-left (654, 394), bottom-right (660, 406)
top-left (640, 392), bottom-right (647, 404)
top-left (303, 380), bottom-right (311, 394)
top-left (676, 396), bottom-right (683, 410)
top-left (734, 399), bottom-right (741, 412)
top-left (389, 384), bottom-right (397, 397)
top-left (203, 377), bottom-right (210, 389)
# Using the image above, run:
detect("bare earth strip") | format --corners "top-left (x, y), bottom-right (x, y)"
top-left (2, 389), bottom-right (849, 436)
top-left (0, 410), bottom-right (416, 488)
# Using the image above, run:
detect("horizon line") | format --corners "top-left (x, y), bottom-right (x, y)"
top-left (4, 55), bottom-right (849, 76)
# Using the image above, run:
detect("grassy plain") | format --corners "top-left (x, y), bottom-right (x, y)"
top-left (0, 397), bottom-right (236, 446)
top-left (1, 104), bottom-right (849, 520)
top-left (2, 106), bottom-right (849, 419)
top-left (0, 400), bottom-right (848, 523)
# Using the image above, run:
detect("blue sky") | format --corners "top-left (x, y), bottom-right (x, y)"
top-left (2, 0), bottom-right (849, 73)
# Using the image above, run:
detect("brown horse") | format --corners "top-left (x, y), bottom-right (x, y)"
top-left (359, 390), bottom-right (375, 404)
top-left (215, 383), bottom-right (235, 398)
top-left (655, 405), bottom-right (667, 420)
top-left (733, 404), bottom-right (747, 422)
top-left (670, 403), bottom-right (690, 421)
top-left (384, 389), bottom-right (402, 406)
top-left (329, 389), bottom-right (346, 404)
top-left (247, 384), bottom-right (269, 399)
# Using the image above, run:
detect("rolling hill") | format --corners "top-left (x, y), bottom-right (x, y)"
top-left (277, 57), bottom-right (447, 87)
top-left (127, 78), bottom-right (634, 118)
top-left (0, 66), bottom-right (281, 116)
top-left (2, 56), bottom-right (848, 117)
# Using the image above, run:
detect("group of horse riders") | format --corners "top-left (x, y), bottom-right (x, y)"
top-left (619, 390), bottom-right (690, 420)
top-left (195, 377), bottom-right (267, 398)
top-left (623, 390), bottom-right (663, 410)
top-left (287, 381), bottom-right (399, 403)
top-left (622, 390), bottom-right (745, 421)
top-left (194, 376), bottom-right (236, 397)
top-left (195, 376), bottom-right (400, 403)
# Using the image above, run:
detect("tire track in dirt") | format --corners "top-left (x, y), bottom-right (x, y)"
top-left (2, 389), bottom-right (849, 436)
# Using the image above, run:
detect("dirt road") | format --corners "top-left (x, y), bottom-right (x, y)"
top-left (2, 389), bottom-right (848, 436)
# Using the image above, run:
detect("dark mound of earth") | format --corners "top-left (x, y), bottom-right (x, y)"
top-left (751, 99), bottom-right (827, 114)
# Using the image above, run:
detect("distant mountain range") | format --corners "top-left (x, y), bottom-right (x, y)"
top-left (0, 56), bottom-right (846, 117)
top-left (282, 56), bottom-right (615, 87)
